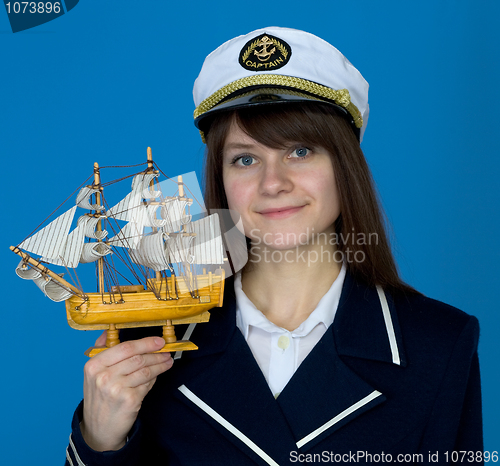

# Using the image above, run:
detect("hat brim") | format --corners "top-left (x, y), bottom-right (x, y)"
top-left (194, 86), bottom-right (360, 141)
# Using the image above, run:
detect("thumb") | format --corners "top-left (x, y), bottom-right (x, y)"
top-left (95, 330), bottom-right (107, 347)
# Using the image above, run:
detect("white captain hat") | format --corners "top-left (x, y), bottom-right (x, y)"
top-left (193, 26), bottom-right (369, 142)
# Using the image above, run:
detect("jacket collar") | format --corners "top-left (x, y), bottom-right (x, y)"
top-left (174, 272), bottom-right (406, 462)
top-left (187, 271), bottom-right (406, 368)
top-left (333, 271), bottom-right (407, 367)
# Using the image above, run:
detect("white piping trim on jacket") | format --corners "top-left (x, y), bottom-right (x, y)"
top-left (174, 323), bottom-right (197, 360)
top-left (65, 448), bottom-right (74, 466)
top-left (296, 390), bottom-right (383, 449)
top-left (376, 285), bottom-right (401, 365)
top-left (68, 434), bottom-right (86, 466)
top-left (178, 384), bottom-right (280, 466)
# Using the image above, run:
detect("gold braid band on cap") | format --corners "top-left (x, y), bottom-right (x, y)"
top-left (194, 74), bottom-right (363, 132)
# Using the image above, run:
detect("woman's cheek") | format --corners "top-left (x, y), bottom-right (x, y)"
top-left (225, 179), bottom-right (248, 212)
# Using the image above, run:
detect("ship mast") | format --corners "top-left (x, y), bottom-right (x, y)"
top-left (147, 146), bottom-right (154, 171)
top-left (145, 147), bottom-right (177, 345)
top-left (94, 162), bottom-right (105, 294)
top-left (146, 147), bottom-right (162, 283)
top-left (93, 162), bottom-right (120, 348)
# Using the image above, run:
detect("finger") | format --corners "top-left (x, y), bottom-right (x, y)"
top-left (116, 351), bottom-right (173, 377)
top-left (125, 358), bottom-right (174, 389)
top-left (128, 377), bottom-right (158, 402)
top-left (96, 337), bottom-right (166, 367)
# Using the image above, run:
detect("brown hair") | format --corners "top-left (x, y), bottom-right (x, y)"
top-left (203, 102), bottom-right (417, 295)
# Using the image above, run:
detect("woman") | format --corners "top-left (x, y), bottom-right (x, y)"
top-left (66, 27), bottom-right (483, 465)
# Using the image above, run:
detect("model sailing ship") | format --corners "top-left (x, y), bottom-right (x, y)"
top-left (10, 148), bottom-right (226, 356)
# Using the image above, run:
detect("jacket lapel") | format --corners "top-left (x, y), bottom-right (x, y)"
top-left (276, 328), bottom-right (385, 452)
top-left (174, 283), bottom-right (297, 465)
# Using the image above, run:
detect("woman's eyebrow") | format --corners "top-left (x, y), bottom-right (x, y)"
top-left (223, 142), bottom-right (257, 151)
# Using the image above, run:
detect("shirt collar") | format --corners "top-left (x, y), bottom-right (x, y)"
top-left (235, 263), bottom-right (346, 339)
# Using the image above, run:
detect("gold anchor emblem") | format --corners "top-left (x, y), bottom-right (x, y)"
top-left (239, 33), bottom-right (291, 71)
top-left (253, 36), bottom-right (276, 62)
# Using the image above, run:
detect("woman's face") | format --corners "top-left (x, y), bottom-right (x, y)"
top-left (222, 121), bottom-right (341, 250)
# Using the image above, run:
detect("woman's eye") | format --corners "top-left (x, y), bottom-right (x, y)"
top-left (291, 147), bottom-right (311, 158)
top-left (234, 155), bottom-right (255, 166)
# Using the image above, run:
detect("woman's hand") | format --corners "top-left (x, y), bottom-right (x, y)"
top-left (80, 333), bottom-right (173, 451)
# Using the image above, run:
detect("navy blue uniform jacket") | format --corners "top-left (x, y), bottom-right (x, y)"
top-left (65, 272), bottom-right (483, 465)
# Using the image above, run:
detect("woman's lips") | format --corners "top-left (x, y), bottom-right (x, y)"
top-left (258, 206), bottom-right (305, 219)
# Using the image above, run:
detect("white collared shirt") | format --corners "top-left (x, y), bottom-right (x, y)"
top-left (235, 264), bottom-right (346, 397)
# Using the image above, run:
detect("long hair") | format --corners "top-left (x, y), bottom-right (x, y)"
top-left (203, 102), bottom-right (417, 294)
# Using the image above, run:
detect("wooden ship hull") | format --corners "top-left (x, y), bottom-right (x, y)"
top-left (66, 273), bottom-right (224, 328)
top-left (67, 271), bottom-right (225, 357)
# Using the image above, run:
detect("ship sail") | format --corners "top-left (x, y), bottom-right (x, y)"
top-left (80, 215), bottom-right (108, 240)
top-left (106, 174), bottom-right (155, 248)
top-left (138, 173), bottom-right (161, 199)
top-left (129, 231), bottom-right (173, 272)
top-left (80, 242), bottom-right (112, 263)
top-left (189, 214), bottom-right (225, 265)
top-left (41, 215), bottom-right (111, 268)
top-left (18, 206), bottom-right (77, 264)
top-left (144, 205), bottom-right (168, 228)
top-left (161, 198), bottom-right (192, 232)
top-left (31, 274), bottom-right (73, 302)
top-left (76, 186), bottom-right (104, 211)
top-left (168, 214), bottom-right (224, 266)
top-left (43, 217), bottom-right (87, 268)
top-left (15, 260), bottom-right (73, 302)
top-left (169, 235), bottom-right (195, 265)
top-left (15, 176), bottom-right (116, 283)
top-left (106, 191), bottom-right (140, 221)
top-left (106, 173), bottom-right (153, 221)
top-left (15, 261), bottom-right (42, 280)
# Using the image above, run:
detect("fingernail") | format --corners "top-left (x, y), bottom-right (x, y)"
top-left (155, 337), bottom-right (166, 346)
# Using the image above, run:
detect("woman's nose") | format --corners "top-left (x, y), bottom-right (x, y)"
top-left (258, 161), bottom-right (293, 196)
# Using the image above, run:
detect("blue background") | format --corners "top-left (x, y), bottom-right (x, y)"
top-left (1, 0), bottom-right (498, 462)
